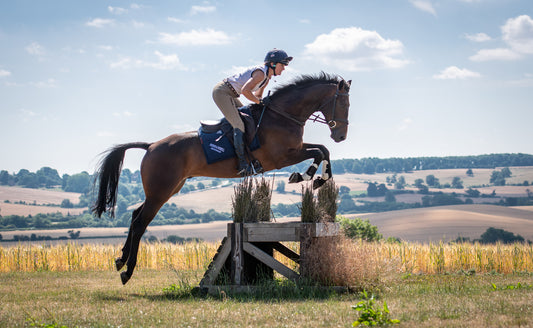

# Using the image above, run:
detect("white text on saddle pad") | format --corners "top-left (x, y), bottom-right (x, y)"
top-left (209, 143), bottom-right (225, 154)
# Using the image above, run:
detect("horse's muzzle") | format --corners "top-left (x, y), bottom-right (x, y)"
top-left (331, 131), bottom-right (347, 143)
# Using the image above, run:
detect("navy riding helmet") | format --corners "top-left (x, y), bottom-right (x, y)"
top-left (264, 49), bottom-right (293, 65)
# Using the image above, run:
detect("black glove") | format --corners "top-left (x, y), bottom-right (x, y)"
top-left (260, 96), bottom-right (272, 107)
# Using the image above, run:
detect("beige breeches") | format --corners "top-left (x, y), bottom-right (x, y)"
top-left (212, 81), bottom-right (245, 132)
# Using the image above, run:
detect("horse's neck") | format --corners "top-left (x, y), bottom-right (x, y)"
top-left (284, 84), bottom-right (336, 121)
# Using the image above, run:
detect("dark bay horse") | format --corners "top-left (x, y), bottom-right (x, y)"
top-left (92, 72), bottom-right (351, 284)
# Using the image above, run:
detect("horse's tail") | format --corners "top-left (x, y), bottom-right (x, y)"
top-left (91, 142), bottom-right (150, 218)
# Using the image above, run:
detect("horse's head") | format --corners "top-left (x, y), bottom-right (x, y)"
top-left (323, 79), bottom-right (351, 143)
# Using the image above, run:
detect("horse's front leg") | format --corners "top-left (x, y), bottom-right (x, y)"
top-left (288, 143), bottom-right (332, 189)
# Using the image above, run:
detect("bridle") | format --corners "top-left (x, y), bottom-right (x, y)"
top-left (259, 84), bottom-right (350, 128)
top-left (310, 89), bottom-right (350, 129)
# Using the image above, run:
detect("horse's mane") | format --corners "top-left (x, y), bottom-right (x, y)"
top-left (269, 72), bottom-right (341, 99)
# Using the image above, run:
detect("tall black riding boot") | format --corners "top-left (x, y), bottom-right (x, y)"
top-left (233, 128), bottom-right (253, 176)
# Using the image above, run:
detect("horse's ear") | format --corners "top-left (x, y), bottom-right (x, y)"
top-left (338, 79), bottom-right (351, 91)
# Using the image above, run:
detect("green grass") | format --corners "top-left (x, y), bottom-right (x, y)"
top-left (1, 270), bottom-right (533, 327)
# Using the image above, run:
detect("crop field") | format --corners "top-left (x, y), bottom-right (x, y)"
top-left (1, 240), bottom-right (533, 327)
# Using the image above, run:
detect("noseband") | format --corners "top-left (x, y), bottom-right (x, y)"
top-left (310, 89), bottom-right (350, 129)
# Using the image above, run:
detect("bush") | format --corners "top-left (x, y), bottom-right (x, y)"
top-left (337, 216), bottom-right (382, 242)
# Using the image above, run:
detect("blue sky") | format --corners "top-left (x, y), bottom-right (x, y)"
top-left (1, 0), bottom-right (532, 175)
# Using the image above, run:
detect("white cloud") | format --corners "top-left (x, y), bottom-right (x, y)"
top-left (464, 32), bottom-right (491, 42)
top-left (409, 0), bottom-right (436, 16)
top-left (110, 51), bottom-right (186, 70)
top-left (303, 27), bottom-right (409, 71)
top-left (502, 15), bottom-right (533, 54)
top-left (0, 69), bottom-right (11, 77)
top-left (299, 19), bottom-right (311, 24)
top-left (168, 17), bottom-right (185, 23)
top-left (108, 6), bottom-right (127, 15)
top-left (469, 48), bottom-right (521, 61)
top-left (433, 66), bottom-right (481, 79)
top-left (31, 78), bottom-right (58, 88)
top-left (470, 15), bottom-right (533, 62)
top-left (190, 5), bottom-right (216, 15)
top-left (158, 29), bottom-right (233, 46)
top-left (86, 18), bottom-right (115, 28)
top-left (398, 118), bottom-right (413, 131)
top-left (25, 42), bottom-right (45, 56)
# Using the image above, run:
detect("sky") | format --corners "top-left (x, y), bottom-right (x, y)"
top-left (1, 0), bottom-right (532, 175)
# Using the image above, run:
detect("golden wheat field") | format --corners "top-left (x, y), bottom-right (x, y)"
top-left (1, 240), bottom-right (532, 276)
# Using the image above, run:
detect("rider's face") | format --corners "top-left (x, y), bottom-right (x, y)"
top-left (274, 63), bottom-right (286, 75)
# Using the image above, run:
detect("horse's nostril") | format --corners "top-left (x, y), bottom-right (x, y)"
top-left (340, 136), bottom-right (346, 141)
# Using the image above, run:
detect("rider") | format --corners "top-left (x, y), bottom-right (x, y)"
top-left (212, 48), bottom-right (293, 176)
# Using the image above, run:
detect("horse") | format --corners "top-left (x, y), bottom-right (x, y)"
top-left (92, 72), bottom-right (351, 284)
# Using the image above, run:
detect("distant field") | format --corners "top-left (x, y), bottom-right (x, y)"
top-left (0, 186), bottom-right (83, 216)
top-left (2, 205), bottom-right (533, 245)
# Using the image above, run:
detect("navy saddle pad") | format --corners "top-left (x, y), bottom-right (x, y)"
top-left (198, 107), bottom-right (260, 164)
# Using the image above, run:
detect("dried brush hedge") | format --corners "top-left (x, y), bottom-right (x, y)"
top-left (300, 179), bottom-right (339, 223)
top-left (232, 176), bottom-right (272, 223)
top-left (317, 179), bottom-right (339, 222)
top-left (303, 236), bottom-right (400, 291)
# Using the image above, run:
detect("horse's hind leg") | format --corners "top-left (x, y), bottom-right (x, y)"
top-left (116, 203), bottom-right (144, 271)
top-left (120, 200), bottom-right (163, 285)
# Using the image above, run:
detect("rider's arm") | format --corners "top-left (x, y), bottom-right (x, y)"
top-left (241, 70), bottom-right (266, 104)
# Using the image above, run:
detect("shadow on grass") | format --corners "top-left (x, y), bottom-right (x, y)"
top-left (129, 280), bottom-right (358, 303)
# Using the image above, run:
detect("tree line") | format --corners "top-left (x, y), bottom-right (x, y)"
top-left (2, 153), bottom-right (533, 191)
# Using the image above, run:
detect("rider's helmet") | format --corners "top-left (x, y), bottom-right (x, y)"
top-left (264, 49), bottom-right (293, 66)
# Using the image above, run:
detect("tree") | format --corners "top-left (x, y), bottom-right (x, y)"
top-left (451, 177), bottom-right (464, 189)
top-left (465, 188), bottom-right (480, 198)
top-left (479, 227), bottom-right (524, 244)
top-left (61, 199), bottom-right (74, 208)
top-left (367, 182), bottom-right (388, 197)
top-left (64, 172), bottom-right (91, 193)
top-left (414, 179), bottom-right (424, 188)
top-left (338, 194), bottom-right (356, 212)
top-left (426, 175), bottom-right (439, 187)
top-left (68, 230), bottom-right (81, 239)
top-left (385, 191), bottom-right (396, 202)
top-left (395, 176), bottom-right (406, 190)
top-left (36, 167), bottom-right (62, 188)
top-left (501, 167), bottom-right (512, 178)
top-left (339, 185), bottom-right (350, 194)
top-left (490, 171), bottom-right (506, 186)
top-left (466, 169), bottom-right (474, 177)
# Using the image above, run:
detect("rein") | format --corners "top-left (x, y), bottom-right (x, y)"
top-left (258, 84), bottom-right (350, 129)
top-left (310, 90), bottom-right (350, 128)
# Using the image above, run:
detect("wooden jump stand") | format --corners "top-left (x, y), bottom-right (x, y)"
top-left (198, 221), bottom-right (340, 294)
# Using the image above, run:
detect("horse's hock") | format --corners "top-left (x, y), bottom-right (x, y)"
top-left (198, 221), bottom-right (340, 293)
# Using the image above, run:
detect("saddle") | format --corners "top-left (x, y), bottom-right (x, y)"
top-left (198, 106), bottom-right (261, 165)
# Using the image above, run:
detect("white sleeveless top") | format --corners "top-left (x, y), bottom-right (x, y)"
top-left (225, 65), bottom-right (269, 95)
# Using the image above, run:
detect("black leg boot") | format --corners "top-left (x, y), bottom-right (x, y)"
top-left (233, 128), bottom-right (253, 176)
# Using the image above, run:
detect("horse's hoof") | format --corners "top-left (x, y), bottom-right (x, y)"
top-left (288, 173), bottom-right (303, 184)
top-left (313, 178), bottom-right (326, 189)
top-left (120, 271), bottom-right (131, 285)
top-left (115, 258), bottom-right (125, 271)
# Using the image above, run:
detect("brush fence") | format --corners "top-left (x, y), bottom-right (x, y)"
top-left (198, 222), bottom-right (339, 294)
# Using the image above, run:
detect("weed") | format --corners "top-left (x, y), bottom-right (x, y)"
top-left (352, 290), bottom-right (400, 326)
top-left (491, 282), bottom-right (533, 291)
